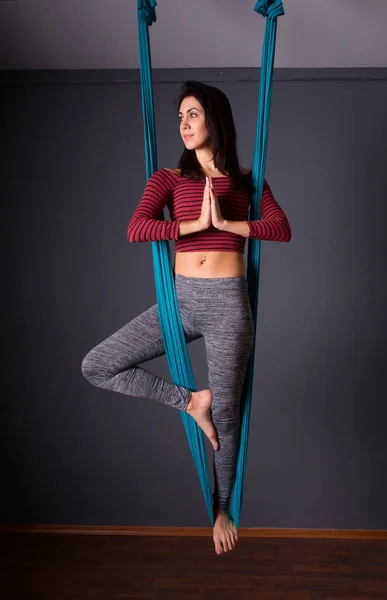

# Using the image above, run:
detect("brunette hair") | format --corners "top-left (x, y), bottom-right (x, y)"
top-left (175, 80), bottom-right (248, 189)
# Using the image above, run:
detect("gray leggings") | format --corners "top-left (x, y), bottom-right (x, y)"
top-left (81, 273), bottom-right (254, 513)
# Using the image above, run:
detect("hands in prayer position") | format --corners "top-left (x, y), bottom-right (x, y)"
top-left (198, 176), bottom-right (226, 231)
top-left (177, 175), bottom-right (250, 239)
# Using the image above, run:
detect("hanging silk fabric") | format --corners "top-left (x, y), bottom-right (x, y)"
top-left (136, 0), bottom-right (284, 528)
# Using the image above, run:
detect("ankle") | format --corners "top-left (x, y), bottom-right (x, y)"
top-left (213, 502), bottom-right (230, 519)
top-left (186, 391), bottom-right (195, 412)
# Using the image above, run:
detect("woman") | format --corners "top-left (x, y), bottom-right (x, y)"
top-left (82, 81), bottom-right (291, 555)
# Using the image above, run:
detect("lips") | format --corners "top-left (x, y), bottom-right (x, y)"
top-left (184, 135), bottom-right (194, 139)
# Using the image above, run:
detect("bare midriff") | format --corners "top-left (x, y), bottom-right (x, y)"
top-left (174, 251), bottom-right (245, 278)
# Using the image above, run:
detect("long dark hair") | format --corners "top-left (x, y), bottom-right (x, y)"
top-left (175, 81), bottom-right (247, 189)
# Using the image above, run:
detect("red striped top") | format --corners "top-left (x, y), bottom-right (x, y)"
top-left (127, 168), bottom-right (291, 252)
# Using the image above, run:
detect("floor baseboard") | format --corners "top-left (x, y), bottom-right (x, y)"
top-left (1, 523), bottom-right (386, 539)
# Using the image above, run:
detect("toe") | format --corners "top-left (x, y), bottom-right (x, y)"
top-left (213, 537), bottom-right (222, 555)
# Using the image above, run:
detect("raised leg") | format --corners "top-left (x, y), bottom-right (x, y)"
top-left (81, 303), bottom-right (200, 411)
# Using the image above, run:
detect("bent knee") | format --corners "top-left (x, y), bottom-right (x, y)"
top-left (81, 350), bottom-right (111, 387)
top-left (81, 347), bottom-right (138, 390)
top-left (81, 351), bottom-right (98, 385)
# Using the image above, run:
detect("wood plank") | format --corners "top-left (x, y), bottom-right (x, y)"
top-left (1, 533), bottom-right (387, 600)
top-left (1, 523), bottom-right (387, 538)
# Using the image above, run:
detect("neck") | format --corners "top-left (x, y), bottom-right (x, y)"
top-left (195, 147), bottom-right (218, 174)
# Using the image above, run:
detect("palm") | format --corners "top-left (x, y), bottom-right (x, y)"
top-left (209, 183), bottom-right (225, 229)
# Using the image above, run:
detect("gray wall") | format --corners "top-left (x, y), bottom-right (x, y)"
top-left (2, 70), bottom-right (387, 528)
top-left (2, 0), bottom-right (387, 70)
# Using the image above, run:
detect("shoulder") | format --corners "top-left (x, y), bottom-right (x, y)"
top-left (147, 168), bottom-right (180, 185)
top-left (163, 168), bottom-right (181, 176)
top-left (164, 167), bottom-right (252, 177)
top-left (144, 169), bottom-right (179, 195)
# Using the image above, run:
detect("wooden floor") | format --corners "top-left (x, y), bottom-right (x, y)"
top-left (2, 533), bottom-right (387, 599)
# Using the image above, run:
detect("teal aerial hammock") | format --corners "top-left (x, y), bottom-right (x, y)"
top-left (137, 0), bottom-right (284, 527)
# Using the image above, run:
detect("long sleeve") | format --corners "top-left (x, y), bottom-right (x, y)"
top-left (246, 179), bottom-right (291, 242)
top-left (127, 169), bottom-right (180, 242)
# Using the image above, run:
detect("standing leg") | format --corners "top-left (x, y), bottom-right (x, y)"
top-left (81, 302), bottom-right (200, 411)
top-left (199, 276), bottom-right (254, 554)
top-left (205, 325), bottom-right (254, 514)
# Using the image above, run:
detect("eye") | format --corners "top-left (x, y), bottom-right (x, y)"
top-left (179, 112), bottom-right (198, 121)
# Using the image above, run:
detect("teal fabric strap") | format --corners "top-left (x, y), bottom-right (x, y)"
top-left (230, 0), bottom-right (284, 524)
top-left (136, 0), bottom-right (284, 527)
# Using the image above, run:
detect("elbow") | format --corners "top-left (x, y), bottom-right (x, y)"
top-left (127, 224), bottom-right (135, 243)
top-left (283, 224), bottom-right (292, 242)
top-left (127, 218), bottom-right (144, 243)
top-left (273, 217), bottom-right (292, 242)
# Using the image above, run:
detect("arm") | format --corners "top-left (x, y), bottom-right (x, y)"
top-left (127, 170), bottom-right (180, 242)
top-left (178, 220), bottom-right (203, 236)
top-left (221, 180), bottom-right (291, 242)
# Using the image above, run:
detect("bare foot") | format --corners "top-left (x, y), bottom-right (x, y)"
top-left (213, 508), bottom-right (238, 555)
top-left (186, 389), bottom-right (219, 451)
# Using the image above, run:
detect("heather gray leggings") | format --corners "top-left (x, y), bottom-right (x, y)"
top-left (81, 273), bottom-right (254, 513)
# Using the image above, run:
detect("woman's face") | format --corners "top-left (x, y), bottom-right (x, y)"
top-left (178, 96), bottom-right (209, 150)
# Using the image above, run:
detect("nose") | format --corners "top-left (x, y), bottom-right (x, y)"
top-left (180, 117), bottom-right (190, 130)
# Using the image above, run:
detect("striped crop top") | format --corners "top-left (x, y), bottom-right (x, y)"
top-left (127, 168), bottom-right (291, 253)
